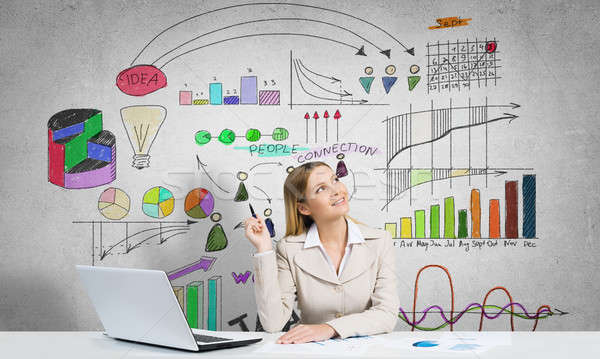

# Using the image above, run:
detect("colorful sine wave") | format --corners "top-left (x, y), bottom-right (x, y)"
top-left (399, 264), bottom-right (554, 331)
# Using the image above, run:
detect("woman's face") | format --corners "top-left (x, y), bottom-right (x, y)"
top-left (297, 165), bottom-right (349, 221)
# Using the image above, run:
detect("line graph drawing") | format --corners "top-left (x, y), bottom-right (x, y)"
top-left (73, 219), bottom-right (197, 265)
top-left (378, 98), bottom-right (524, 210)
top-left (398, 265), bottom-right (566, 331)
top-left (427, 38), bottom-right (500, 93)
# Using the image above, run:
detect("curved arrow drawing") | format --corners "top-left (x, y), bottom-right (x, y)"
top-left (295, 59), bottom-right (351, 97)
top-left (293, 60), bottom-right (367, 104)
top-left (159, 33), bottom-right (364, 69)
top-left (196, 155), bottom-right (231, 193)
top-left (131, 2), bottom-right (413, 65)
top-left (152, 17), bottom-right (390, 65)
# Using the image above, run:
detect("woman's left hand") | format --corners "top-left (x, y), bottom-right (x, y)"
top-left (276, 324), bottom-right (337, 344)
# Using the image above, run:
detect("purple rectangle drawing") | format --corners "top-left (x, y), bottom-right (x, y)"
top-left (224, 96), bottom-right (240, 105)
top-left (240, 76), bottom-right (257, 104)
top-left (259, 90), bottom-right (280, 105)
top-left (167, 256), bottom-right (217, 281)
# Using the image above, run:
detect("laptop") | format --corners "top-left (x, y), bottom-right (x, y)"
top-left (76, 265), bottom-right (262, 352)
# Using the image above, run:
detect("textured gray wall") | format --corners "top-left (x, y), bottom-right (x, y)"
top-left (1, 0), bottom-right (599, 331)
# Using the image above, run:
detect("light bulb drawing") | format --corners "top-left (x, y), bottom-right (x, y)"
top-left (120, 105), bottom-right (166, 169)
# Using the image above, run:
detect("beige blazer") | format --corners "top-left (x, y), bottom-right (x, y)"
top-left (252, 219), bottom-right (399, 339)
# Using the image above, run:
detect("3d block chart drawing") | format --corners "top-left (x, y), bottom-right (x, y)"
top-left (48, 109), bottom-right (116, 189)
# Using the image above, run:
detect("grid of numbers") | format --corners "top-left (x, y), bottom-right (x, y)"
top-left (427, 39), bottom-right (501, 93)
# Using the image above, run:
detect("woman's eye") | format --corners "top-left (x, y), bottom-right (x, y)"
top-left (316, 187), bottom-right (323, 193)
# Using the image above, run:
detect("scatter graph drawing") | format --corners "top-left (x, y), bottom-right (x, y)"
top-left (427, 38), bottom-right (500, 93)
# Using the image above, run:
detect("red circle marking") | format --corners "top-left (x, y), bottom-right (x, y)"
top-left (485, 41), bottom-right (497, 54)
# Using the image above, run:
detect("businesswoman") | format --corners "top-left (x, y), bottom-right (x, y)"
top-left (244, 161), bottom-right (399, 344)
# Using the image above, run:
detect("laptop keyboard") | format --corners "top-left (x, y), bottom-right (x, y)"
top-left (193, 334), bottom-right (233, 343)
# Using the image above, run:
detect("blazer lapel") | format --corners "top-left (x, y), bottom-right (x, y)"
top-left (338, 241), bottom-right (377, 283)
top-left (293, 246), bottom-right (340, 285)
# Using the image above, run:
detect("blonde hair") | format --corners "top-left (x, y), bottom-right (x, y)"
top-left (283, 161), bottom-right (363, 236)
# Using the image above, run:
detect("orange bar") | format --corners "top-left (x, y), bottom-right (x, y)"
top-left (471, 189), bottom-right (481, 238)
top-left (489, 199), bottom-right (500, 238)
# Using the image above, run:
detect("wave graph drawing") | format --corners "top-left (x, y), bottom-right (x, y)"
top-left (398, 264), bottom-right (567, 331)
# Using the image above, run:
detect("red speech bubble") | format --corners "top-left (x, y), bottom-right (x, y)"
top-left (116, 65), bottom-right (167, 96)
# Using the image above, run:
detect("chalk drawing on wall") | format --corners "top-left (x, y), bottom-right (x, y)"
top-left (379, 98), bottom-right (521, 210)
top-left (427, 38), bottom-right (500, 93)
top-left (184, 187), bottom-right (215, 219)
top-left (408, 64), bottom-right (421, 91)
top-left (98, 187), bottom-right (130, 220)
top-left (385, 174), bottom-right (537, 240)
top-left (228, 310), bottom-right (300, 332)
top-left (234, 171), bottom-right (249, 202)
top-left (73, 219), bottom-right (197, 265)
top-left (398, 264), bottom-right (566, 331)
top-left (120, 105), bottom-right (166, 169)
top-left (171, 275), bottom-right (223, 330)
top-left (302, 110), bottom-right (343, 143)
top-left (142, 186), bottom-right (174, 218)
top-left (48, 109), bottom-right (116, 189)
top-left (179, 74), bottom-right (280, 106)
top-left (206, 212), bottom-right (228, 252)
top-left (167, 256), bottom-right (217, 281)
top-left (195, 127), bottom-right (289, 147)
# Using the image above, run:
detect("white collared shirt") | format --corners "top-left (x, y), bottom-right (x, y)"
top-left (254, 217), bottom-right (365, 279)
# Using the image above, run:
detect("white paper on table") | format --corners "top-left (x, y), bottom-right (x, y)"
top-left (253, 335), bottom-right (377, 355)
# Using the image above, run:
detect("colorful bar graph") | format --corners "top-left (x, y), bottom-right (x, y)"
top-left (207, 276), bottom-right (222, 331)
top-left (400, 217), bottom-right (412, 238)
top-left (458, 209), bottom-right (468, 238)
top-left (444, 197), bottom-right (455, 238)
top-left (523, 174), bottom-right (536, 238)
top-left (209, 83), bottom-right (222, 105)
top-left (489, 199), bottom-right (500, 238)
top-left (193, 99), bottom-right (209, 105)
top-left (471, 189), bottom-right (481, 238)
top-left (179, 91), bottom-right (192, 105)
top-left (186, 281), bottom-right (204, 329)
top-left (505, 181), bottom-right (518, 238)
top-left (384, 223), bottom-right (397, 238)
top-left (415, 210), bottom-right (425, 238)
top-left (241, 76), bottom-right (258, 104)
top-left (259, 90), bottom-right (280, 105)
top-left (430, 204), bottom-right (440, 238)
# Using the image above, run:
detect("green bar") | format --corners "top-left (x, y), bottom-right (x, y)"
top-left (64, 112), bottom-right (103, 171)
top-left (415, 210), bottom-right (425, 238)
top-left (430, 205), bottom-right (440, 238)
top-left (186, 281), bottom-right (203, 329)
top-left (444, 197), bottom-right (455, 238)
top-left (458, 209), bottom-right (468, 238)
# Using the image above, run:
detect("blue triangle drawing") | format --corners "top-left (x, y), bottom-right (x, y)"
top-left (382, 77), bottom-right (398, 94)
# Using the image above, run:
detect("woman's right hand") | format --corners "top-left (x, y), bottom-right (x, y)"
top-left (244, 215), bottom-right (273, 253)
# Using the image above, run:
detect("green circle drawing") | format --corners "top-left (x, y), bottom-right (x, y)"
top-left (195, 130), bottom-right (211, 146)
top-left (272, 127), bottom-right (289, 141)
top-left (218, 129), bottom-right (236, 145)
top-left (246, 128), bottom-right (261, 142)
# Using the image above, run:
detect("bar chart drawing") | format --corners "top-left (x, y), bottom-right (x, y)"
top-left (171, 275), bottom-right (222, 330)
top-left (384, 175), bottom-right (536, 240)
top-left (379, 98), bottom-right (524, 210)
top-left (179, 75), bottom-right (279, 107)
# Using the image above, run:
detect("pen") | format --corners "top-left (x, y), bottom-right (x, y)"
top-left (249, 203), bottom-right (257, 218)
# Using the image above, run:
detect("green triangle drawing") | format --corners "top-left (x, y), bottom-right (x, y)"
top-left (408, 76), bottom-right (421, 91)
top-left (359, 77), bottom-right (375, 94)
top-left (234, 182), bottom-right (248, 202)
top-left (206, 223), bottom-right (227, 252)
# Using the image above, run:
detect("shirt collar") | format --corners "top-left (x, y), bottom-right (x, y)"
top-left (304, 216), bottom-right (366, 249)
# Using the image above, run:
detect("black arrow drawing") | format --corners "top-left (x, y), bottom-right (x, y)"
top-left (131, 2), bottom-right (413, 65)
top-left (196, 155), bottom-right (231, 193)
top-left (293, 60), bottom-right (368, 104)
top-left (295, 60), bottom-right (352, 97)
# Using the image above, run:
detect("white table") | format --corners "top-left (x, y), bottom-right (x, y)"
top-left (1, 331), bottom-right (598, 358)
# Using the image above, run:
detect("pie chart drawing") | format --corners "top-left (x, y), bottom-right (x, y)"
top-left (185, 188), bottom-right (214, 219)
top-left (142, 186), bottom-right (174, 218)
top-left (98, 187), bottom-right (130, 220)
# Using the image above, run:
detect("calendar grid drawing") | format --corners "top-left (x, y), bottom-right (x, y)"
top-left (427, 38), bottom-right (501, 93)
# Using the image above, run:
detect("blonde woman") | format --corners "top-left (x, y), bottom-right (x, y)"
top-left (244, 161), bottom-right (399, 344)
